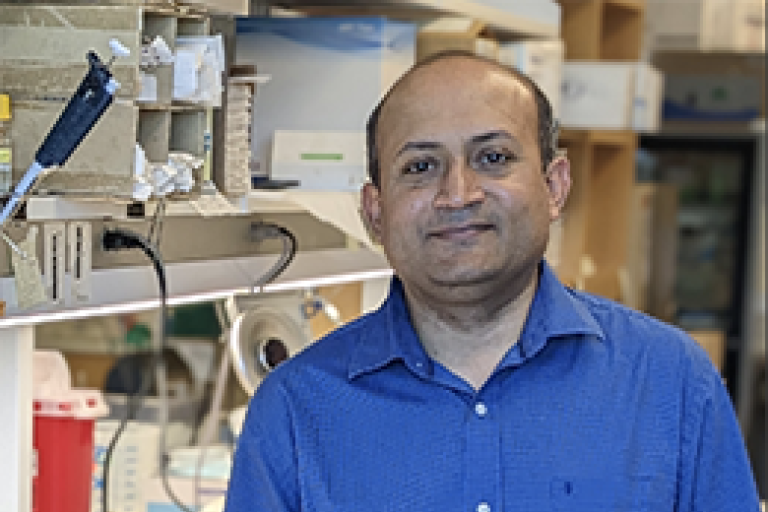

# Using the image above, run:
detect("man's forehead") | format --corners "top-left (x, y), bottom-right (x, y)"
top-left (377, 57), bottom-right (538, 139)
top-left (389, 57), bottom-right (521, 99)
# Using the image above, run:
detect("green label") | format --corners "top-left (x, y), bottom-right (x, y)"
top-left (0, 148), bottom-right (10, 165)
top-left (300, 153), bottom-right (343, 161)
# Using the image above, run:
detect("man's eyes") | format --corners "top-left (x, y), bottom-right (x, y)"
top-left (402, 157), bottom-right (440, 175)
top-left (398, 149), bottom-right (516, 177)
top-left (476, 149), bottom-right (515, 166)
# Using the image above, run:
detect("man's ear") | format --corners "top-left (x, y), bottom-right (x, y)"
top-left (544, 156), bottom-right (571, 222)
top-left (361, 183), bottom-right (383, 242)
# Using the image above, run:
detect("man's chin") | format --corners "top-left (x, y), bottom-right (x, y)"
top-left (425, 267), bottom-right (500, 289)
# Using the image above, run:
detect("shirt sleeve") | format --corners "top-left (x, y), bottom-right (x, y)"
top-left (679, 350), bottom-right (761, 512)
top-left (224, 374), bottom-right (300, 512)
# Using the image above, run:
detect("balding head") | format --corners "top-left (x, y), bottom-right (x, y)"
top-left (366, 51), bottom-right (558, 188)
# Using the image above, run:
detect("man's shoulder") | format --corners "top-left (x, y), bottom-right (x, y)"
top-left (567, 287), bottom-right (717, 380)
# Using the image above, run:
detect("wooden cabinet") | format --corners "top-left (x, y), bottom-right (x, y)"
top-left (557, 129), bottom-right (637, 300)
top-left (553, 0), bottom-right (648, 304)
top-left (559, 0), bottom-right (645, 60)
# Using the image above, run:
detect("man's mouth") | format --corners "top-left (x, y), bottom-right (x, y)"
top-left (428, 223), bottom-right (495, 240)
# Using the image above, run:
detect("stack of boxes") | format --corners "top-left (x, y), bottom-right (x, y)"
top-left (646, 0), bottom-right (765, 123)
top-left (221, 65), bottom-right (258, 196)
top-left (646, 0), bottom-right (765, 53)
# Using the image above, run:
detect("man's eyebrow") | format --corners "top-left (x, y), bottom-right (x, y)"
top-left (468, 130), bottom-right (515, 145)
top-left (396, 141), bottom-right (443, 157)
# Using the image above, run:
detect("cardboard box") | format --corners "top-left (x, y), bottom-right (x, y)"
top-left (687, 329), bottom-right (726, 371)
top-left (625, 184), bottom-right (657, 312)
top-left (470, 0), bottom-right (561, 28)
top-left (498, 40), bottom-right (563, 118)
top-left (235, 17), bottom-right (416, 182)
top-left (647, 0), bottom-right (765, 53)
top-left (646, 184), bottom-right (679, 323)
top-left (561, 62), bottom-right (663, 131)
top-left (416, 18), bottom-right (496, 61)
top-left (271, 130), bottom-right (367, 191)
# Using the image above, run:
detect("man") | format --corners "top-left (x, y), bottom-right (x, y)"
top-left (225, 51), bottom-right (760, 511)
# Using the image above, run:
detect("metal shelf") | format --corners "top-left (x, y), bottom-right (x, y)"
top-left (273, 0), bottom-right (561, 39)
top-left (0, 246), bottom-right (391, 324)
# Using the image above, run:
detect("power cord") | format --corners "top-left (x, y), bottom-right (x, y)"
top-left (248, 222), bottom-right (297, 292)
top-left (194, 222), bottom-right (297, 510)
top-left (100, 227), bottom-right (192, 512)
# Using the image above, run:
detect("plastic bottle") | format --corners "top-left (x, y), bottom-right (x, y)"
top-left (0, 94), bottom-right (12, 195)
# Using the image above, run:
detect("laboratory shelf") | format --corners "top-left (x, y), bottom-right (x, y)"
top-left (0, 246), bottom-right (391, 324)
top-left (273, 0), bottom-right (561, 39)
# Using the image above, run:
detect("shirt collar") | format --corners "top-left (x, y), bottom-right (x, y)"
top-left (502, 261), bottom-right (605, 368)
top-left (348, 277), bottom-right (433, 381)
top-left (347, 261), bottom-right (605, 381)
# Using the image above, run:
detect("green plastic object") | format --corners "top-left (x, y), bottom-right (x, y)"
top-left (125, 323), bottom-right (152, 349)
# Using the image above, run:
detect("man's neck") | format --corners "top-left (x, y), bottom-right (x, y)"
top-left (403, 269), bottom-right (539, 391)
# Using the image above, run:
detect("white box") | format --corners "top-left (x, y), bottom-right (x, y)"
top-left (92, 421), bottom-right (160, 512)
top-left (633, 64), bottom-right (664, 132)
top-left (647, 0), bottom-right (765, 53)
top-left (271, 130), bottom-right (367, 191)
top-left (236, 17), bottom-right (416, 182)
top-left (561, 62), bottom-right (663, 132)
top-left (144, 475), bottom-right (228, 512)
top-left (499, 40), bottom-right (563, 119)
top-left (701, 0), bottom-right (765, 52)
top-left (471, 0), bottom-right (562, 28)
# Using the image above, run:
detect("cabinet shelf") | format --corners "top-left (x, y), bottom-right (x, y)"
top-left (603, 0), bottom-right (644, 12)
top-left (556, 128), bottom-right (638, 300)
top-left (557, 0), bottom-right (644, 60)
top-left (0, 247), bottom-right (391, 324)
top-left (273, 0), bottom-right (560, 39)
top-left (560, 129), bottom-right (637, 148)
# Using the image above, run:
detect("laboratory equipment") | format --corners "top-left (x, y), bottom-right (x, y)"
top-left (227, 293), bottom-right (311, 396)
top-left (0, 40), bottom-right (127, 229)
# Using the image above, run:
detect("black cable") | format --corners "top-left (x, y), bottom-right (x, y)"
top-left (101, 223), bottom-right (297, 512)
top-left (193, 223), bottom-right (297, 510)
top-left (250, 223), bottom-right (297, 290)
top-left (100, 227), bottom-right (191, 512)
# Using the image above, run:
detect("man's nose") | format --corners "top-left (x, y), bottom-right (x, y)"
top-left (433, 160), bottom-right (484, 209)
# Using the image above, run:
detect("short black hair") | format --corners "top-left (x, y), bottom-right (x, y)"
top-left (366, 50), bottom-right (559, 188)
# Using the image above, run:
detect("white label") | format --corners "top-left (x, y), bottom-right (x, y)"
top-left (11, 226), bottom-right (48, 310)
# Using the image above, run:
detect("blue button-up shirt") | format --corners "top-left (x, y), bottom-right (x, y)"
top-left (226, 262), bottom-right (760, 512)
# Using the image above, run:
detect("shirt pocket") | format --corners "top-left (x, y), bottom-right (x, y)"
top-left (550, 475), bottom-right (663, 512)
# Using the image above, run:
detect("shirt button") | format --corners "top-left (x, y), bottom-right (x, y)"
top-left (474, 402), bottom-right (488, 418)
top-left (477, 502), bottom-right (491, 512)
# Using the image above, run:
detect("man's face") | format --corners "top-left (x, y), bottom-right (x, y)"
top-left (362, 58), bottom-right (568, 301)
